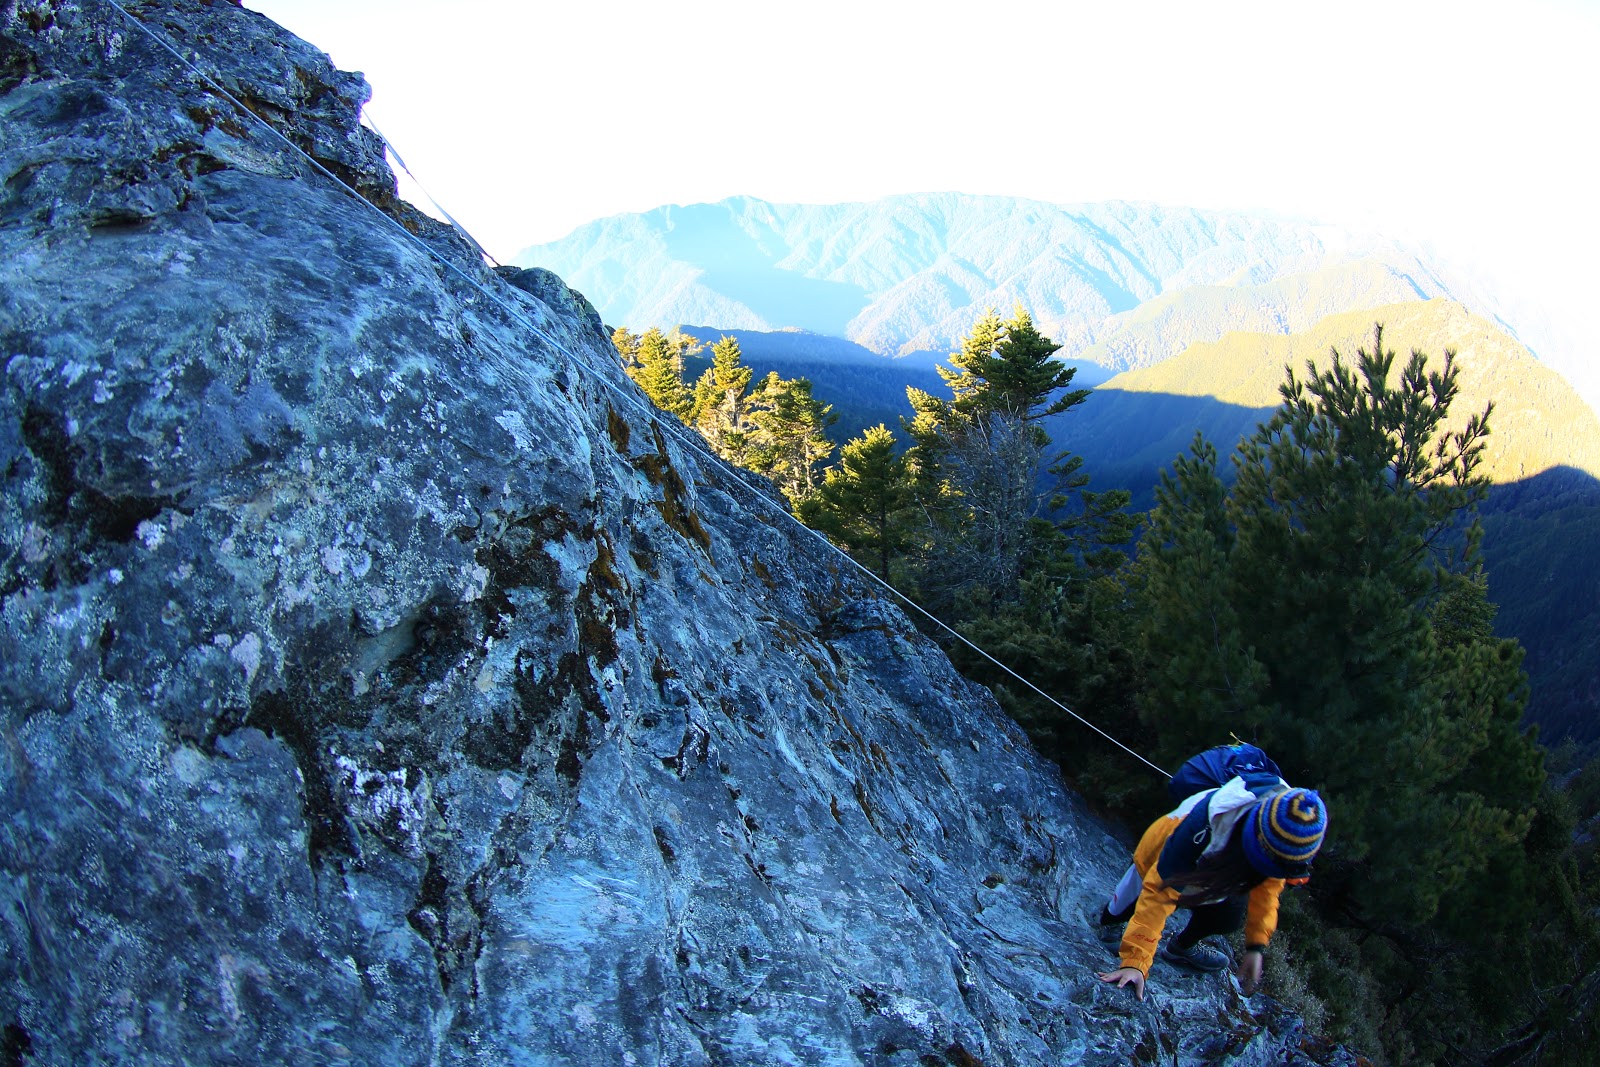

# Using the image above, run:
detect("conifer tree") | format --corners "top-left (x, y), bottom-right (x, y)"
top-left (1130, 326), bottom-right (1545, 1059)
top-left (1131, 433), bottom-right (1268, 755)
top-left (746, 372), bottom-right (836, 506)
top-left (626, 327), bottom-right (698, 423)
top-left (903, 305), bottom-right (1096, 606)
top-left (948, 306), bottom-right (1090, 422)
top-left (901, 307), bottom-right (1137, 790)
top-left (691, 335), bottom-right (755, 461)
top-left (612, 326), bottom-right (642, 368)
top-left (801, 424), bottom-right (914, 580)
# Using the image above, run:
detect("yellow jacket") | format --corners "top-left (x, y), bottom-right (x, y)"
top-left (1119, 784), bottom-right (1287, 977)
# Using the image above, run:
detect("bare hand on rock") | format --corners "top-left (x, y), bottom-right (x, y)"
top-left (1096, 967), bottom-right (1146, 1000)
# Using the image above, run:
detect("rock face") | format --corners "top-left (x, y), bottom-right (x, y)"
top-left (0, 3), bottom-right (1355, 1064)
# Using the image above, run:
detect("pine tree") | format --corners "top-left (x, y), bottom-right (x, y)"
top-left (931, 307), bottom-right (1008, 418)
top-left (1221, 329), bottom-right (1528, 917)
top-left (1129, 325), bottom-right (1547, 1060)
top-left (746, 372), bottom-right (836, 506)
top-left (903, 305), bottom-right (1098, 608)
top-left (612, 326), bottom-right (642, 368)
top-left (899, 307), bottom-right (1139, 795)
top-left (1132, 433), bottom-right (1269, 758)
top-left (626, 327), bottom-right (697, 422)
top-left (950, 306), bottom-right (1089, 422)
top-left (690, 335), bottom-right (755, 461)
top-left (802, 424), bottom-right (914, 580)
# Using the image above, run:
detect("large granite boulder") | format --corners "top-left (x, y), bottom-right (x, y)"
top-left (0, 2), bottom-right (1358, 1063)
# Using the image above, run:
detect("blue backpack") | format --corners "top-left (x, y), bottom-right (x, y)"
top-left (1167, 743), bottom-right (1284, 802)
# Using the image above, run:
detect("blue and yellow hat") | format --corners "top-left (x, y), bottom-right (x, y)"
top-left (1243, 788), bottom-right (1327, 877)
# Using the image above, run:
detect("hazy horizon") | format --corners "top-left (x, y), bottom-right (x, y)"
top-left (241, 0), bottom-right (1600, 405)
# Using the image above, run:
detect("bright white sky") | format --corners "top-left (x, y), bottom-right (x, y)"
top-left (244, 0), bottom-right (1599, 394)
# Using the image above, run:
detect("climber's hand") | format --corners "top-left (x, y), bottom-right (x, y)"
top-left (1096, 966), bottom-right (1146, 1000)
top-left (1235, 949), bottom-right (1264, 994)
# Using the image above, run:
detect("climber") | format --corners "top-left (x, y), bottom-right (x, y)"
top-left (1093, 780), bottom-right (1327, 1000)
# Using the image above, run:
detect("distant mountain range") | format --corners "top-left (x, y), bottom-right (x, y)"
top-left (514, 193), bottom-right (1529, 376)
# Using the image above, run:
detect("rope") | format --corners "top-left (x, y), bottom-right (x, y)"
top-left (97, 0), bottom-right (1171, 781)
top-left (360, 110), bottom-right (501, 268)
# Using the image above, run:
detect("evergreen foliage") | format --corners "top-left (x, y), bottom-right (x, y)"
top-left (611, 326), bottom-right (834, 510)
top-left (690, 335), bottom-right (756, 463)
top-left (956, 564), bottom-right (1151, 806)
top-left (892, 307), bottom-right (1143, 796)
top-left (624, 326), bottom-right (700, 422)
top-left (612, 325), bottom-right (642, 367)
top-left (1129, 433), bottom-right (1267, 743)
top-left (1130, 327), bottom-right (1547, 1061)
top-left (744, 372), bottom-right (836, 506)
top-left (1056, 299), bottom-right (1600, 750)
top-left (800, 424), bottom-right (915, 580)
top-left (903, 306), bottom-right (1097, 609)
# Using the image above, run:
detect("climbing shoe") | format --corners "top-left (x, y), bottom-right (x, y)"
top-left (1096, 923), bottom-right (1123, 954)
top-left (1159, 939), bottom-right (1230, 973)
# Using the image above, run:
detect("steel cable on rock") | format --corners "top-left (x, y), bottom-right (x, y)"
top-left (359, 110), bottom-right (501, 269)
top-left (97, 0), bottom-right (1171, 782)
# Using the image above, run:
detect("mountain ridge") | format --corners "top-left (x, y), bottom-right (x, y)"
top-left (1086, 298), bottom-right (1600, 488)
top-left (514, 193), bottom-right (1542, 386)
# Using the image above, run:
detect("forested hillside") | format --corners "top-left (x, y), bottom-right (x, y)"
top-left (1059, 300), bottom-right (1600, 746)
top-left (611, 302), bottom-right (1600, 748)
top-left (637, 300), bottom-right (1600, 748)
top-left (672, 327), bottom-right (948, 443)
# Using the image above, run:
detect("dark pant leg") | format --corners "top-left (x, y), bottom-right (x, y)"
top-left (1171, 895), bottom-right (1247, 948)
top-left (1099, 903), bottom-right (1133, 925)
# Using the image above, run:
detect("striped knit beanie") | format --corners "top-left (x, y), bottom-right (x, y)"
top-left (1242, 788), bottom-right (1327, 877)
